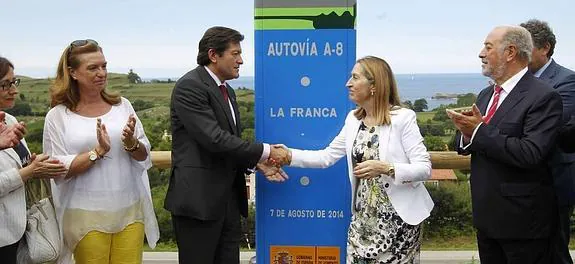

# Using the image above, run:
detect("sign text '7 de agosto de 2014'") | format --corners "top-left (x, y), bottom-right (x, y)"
top-left (270, 208), bottom-right (345, 219)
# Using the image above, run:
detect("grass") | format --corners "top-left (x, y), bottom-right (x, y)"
top-left (421, 235), bottom-right (477, 250)
top-left (416, 111), bottom-right (436, 122)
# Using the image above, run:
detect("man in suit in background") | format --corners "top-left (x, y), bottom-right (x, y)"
top-left (165, 26), bottom-right (289, 264)
top-left (447, 25), bottom-right (563, 263)
top-left (521, 19), bottom-right (575, 264)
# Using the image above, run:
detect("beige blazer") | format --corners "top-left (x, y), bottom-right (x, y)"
top-left (0, 113), bottom-right (28, 247)
top-left (290, 108), bottom-right (434, 225)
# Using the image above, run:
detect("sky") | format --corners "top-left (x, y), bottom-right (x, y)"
top-left (2, 0), bottom-right (574, 78)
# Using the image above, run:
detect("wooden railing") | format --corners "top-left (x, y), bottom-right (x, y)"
top-left (150, 151), bottom-right (470, 170)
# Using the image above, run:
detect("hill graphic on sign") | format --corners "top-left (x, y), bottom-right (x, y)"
top-left (255, 4), bottom-right (356, 29)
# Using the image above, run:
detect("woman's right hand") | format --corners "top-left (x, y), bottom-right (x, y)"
top-left (96, 118), bottom-right (111, 156)
top-left (20, 154), bottom-right (68, 181)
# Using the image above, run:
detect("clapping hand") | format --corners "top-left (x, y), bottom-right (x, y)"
top-left (0, 112), bottom-right (26, 150)
top-left (96, 118), bottom-right (111, 155)
top-left (446, 104), bottom-right (483, 138)
top-left (122, 114), bottom-right (138, 148)
top-left (25, 153), bottom-right (67, 180)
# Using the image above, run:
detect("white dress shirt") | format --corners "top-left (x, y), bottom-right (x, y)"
top-left (462, 67), bottom-right (528, 148)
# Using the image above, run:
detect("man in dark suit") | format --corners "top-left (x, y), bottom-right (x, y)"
top-left (447, 25), bottom-right (563, 263)
top-left (521, 19), bottom-right (575, 264)
top-left (165, 26), bottom-right (289, 264)
top-left (559, 116), bottom-right (575, 153)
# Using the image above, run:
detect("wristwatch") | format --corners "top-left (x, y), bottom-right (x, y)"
top-left (89, 149), bottom-right (99, 162)
top-left (387, 164), bottom-right (395, 178)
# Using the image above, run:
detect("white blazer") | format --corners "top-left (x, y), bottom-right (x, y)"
top-left (290, 108), bottom-right (434, 225)
top-left (0, 113), bottom-right (28, 247)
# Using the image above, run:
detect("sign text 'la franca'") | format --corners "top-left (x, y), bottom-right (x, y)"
top-left (270, 107), bottom-right (338, 118)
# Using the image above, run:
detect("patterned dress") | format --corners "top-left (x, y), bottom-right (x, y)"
top-left (347, 122), bottom-right (421, 264)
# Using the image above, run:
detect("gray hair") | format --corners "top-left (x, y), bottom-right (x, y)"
top-left (520, 19), bottom-right (556, 58)
top-left (498, 26), bottom-right (533, 62)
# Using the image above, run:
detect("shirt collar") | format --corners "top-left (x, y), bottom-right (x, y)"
top-left (533, 59), bottom-right (553, 78)
top-left (498, 67), bottom-right (528, 94)
top-left (204, 66), bottom-right (226, 87)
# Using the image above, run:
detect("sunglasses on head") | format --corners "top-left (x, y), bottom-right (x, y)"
top-left (70, 39), bottom-right (98, 48)
top-left (67, 39), bottom-right (99, 57)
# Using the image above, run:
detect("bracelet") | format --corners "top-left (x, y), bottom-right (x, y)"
top-left (123, 139), bottom-right (140, 152)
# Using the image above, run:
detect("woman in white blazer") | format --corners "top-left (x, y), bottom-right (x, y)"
top-left (284, 56), bottom-right (433, 264)
top-left (0, 57), bottom-right (67, 263)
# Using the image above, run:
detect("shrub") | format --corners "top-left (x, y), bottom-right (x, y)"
top-left (423, 182), bottom-right (474, 239)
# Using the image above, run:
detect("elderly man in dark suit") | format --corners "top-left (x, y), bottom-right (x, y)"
top-left (521, 19), bottom-right (575, 264)
top-left (447, 25), bottom-right (563, 264)
top-left (165, 26), bottom-right (289, 264)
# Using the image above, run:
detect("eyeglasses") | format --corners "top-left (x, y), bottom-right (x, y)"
top-left (0, 78), bottom-right (20, 91)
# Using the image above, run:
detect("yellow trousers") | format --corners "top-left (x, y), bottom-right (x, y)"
top-left (74, 222), bottom-right (144, 264)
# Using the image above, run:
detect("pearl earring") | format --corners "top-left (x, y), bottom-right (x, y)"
top-left (371, 90), bottom-right (375, 96)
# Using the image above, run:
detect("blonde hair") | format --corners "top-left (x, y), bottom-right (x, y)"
top-left (353, 56), bottom-right (401, 125)
top-left (51, 41), bottom-right (120, 110)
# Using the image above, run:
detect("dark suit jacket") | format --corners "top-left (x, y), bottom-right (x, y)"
top-left (164, 66), bottom-right (263, 220)
top-left (560, 115), bottom-right (575, 153)
top-left (540, 60), bottom-right (575, 206)
top-left (455, 73), bottom-right (563, 239)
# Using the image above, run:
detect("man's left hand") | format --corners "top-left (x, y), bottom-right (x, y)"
top-left (446, 104), bottom-right (483, 138)
top-left (257, 161), bottom-right (289, 182)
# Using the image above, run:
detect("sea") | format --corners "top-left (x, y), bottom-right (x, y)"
top-left (228, 73), bottom-right (492, 111)
top-left (149, 73), bottom-right (492, 111)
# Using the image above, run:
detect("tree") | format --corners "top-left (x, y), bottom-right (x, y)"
top-left (132, 99), bottom-right (154, 111)
top-left (424, 136), bottom-right (446, 151)
top-left (402, 100), bottom-right (413, 110)
top-left (456, 93), bottom-right (477, 107)
top-left (127, 69), bottom-right (142, 84)
top-left (241, 128), bottom-right (255, 142)
top-left (432, 105), bottom-right (450, 122)
top-left (413, 98), bottom-right (428, 112)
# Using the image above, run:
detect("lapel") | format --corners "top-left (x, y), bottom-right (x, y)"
top-left (197, 67), bottom-right (238, 134)
top-left (227, 85), bottom-right (241, 134)
top-left (346, 116), bottom-right (360, 153)
top-left (2, 116), bottom-right (24, 168)
top-left (2, 148), bottom-right (23, 168)
top-left (539, 60), bottom-right (559, 82)
top-left (376, 121), bottom-right (392, 162)
top-left (488, 74), bottom-right (530, 126)
top-left (477, 85), bottom-right (494, 115)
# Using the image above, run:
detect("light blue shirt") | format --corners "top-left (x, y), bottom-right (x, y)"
top-left (533, 59), bottom-right (553, 78)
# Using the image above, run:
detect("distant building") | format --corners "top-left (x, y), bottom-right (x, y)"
top-left (427, 169), bottom-right (458, 187)
top-left (246, 172), bottom-right (256, 203)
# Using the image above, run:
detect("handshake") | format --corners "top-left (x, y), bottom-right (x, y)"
top-left (256, 144), bottom-right (292, 182)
